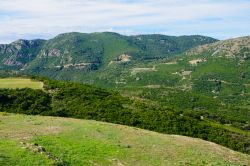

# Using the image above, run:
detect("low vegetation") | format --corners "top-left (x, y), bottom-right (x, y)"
top-left (0, 77), bottom-right (249, 154)
top-left (0, 112), bottom-right (249, 165)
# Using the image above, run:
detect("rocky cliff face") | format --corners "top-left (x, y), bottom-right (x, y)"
top-left (187, 36), bottom-right (250, 59)
top-left (0, 39), bottom-right (46, 69)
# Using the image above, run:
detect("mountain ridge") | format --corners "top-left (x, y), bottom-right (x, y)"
top-left (187, 36), bottom-right (250, 58)
top-left (0, 32), bottom-right (218, 71)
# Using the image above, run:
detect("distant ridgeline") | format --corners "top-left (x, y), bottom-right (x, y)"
top-left (0, 76), bottom-right (249, 154)
top-left (0, 32), bottom-right (217, 75)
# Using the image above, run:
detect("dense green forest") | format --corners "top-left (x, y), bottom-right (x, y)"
top-left (0, 77), bottom-right (249, 154)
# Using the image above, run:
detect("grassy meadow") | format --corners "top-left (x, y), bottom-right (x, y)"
top-left (0, 78), bottom-right (43, 89)
top-left (0, 112), bottom-right (249, 166)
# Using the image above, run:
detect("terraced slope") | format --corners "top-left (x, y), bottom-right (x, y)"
top-left (0, 113), bottom-right (249, 166)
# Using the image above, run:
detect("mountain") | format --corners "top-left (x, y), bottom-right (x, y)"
top-left (1, 112), bottom-right (249, 165)
top-left (0, 39), bottom-right (45, 70)
top-left (184, 36), bottom-right (250, 100)
top-left (0, 34), bottom-right (249, 131)
top-left (109, 36), bottom-right (250, 132)
top-left (1, 33), bottom-right (250, 154)
top-left (41, 35), bottom-right (249, 134)
top-left (0, 32), bottom-right (217, 72)
top-left (187, 36), bottom-right (250, 58)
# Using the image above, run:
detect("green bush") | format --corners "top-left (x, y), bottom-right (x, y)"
top-left (0, 79), bottom-right (249, 154)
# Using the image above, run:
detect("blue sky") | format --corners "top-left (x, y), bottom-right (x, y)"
top-left (0, 0), bottom-right (250, 43)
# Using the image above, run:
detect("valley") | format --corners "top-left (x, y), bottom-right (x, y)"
top-left (1, 0), bottom-right (250, 165)
top-left (0, 32), bottom-right (250, 164)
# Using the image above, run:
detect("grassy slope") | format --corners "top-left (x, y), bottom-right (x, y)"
top-left (0, 112), bottom-right (249, 166)
top-left (0, 78), bottom-right (43, 89)
top-left (1, 77), bottom-right (249, 154)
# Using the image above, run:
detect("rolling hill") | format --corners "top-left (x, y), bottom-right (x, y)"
top-left (0, 112), bottom-right (249, 166)
top-left (0, 77), bottom-right (249, 155)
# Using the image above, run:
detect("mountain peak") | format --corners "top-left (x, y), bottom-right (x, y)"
top-left (187, 36), bottom-right (250, 58)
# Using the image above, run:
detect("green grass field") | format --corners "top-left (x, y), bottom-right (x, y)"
top-left (0, 78), bottom-right (43, 89)
top-left (0, 112), bottom-right (249, 166)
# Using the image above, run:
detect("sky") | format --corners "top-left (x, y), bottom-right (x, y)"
top-left (0, 0), bottom-right (250, 43)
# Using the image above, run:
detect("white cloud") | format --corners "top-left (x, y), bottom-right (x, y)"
top-left (0, 0), bottom-right (250, 43)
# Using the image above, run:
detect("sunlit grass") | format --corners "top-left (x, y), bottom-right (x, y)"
top-left (0, 78), bottom-right (43, 89)
top-left (0, 112), bottom-right (249, 166)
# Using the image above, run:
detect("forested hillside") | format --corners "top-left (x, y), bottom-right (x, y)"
top-left (0, 77), bottom-right (249, 154)
top-left (0, 32), bottom-right (217, 73)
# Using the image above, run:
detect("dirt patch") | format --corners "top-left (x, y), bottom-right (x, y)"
top-left (181, 70), bottom-right (192, 76)
top-left (63, 63), bottom-right (92, 69)
top-left (144, 85), bottom-right (161, 89)
top-left (189, 58), bottom-right (206, 65)
top-left (109, 54), bottom-right (131, 66)
top-left (165, 61), bottom-right (177, 65)
top-left (131, 66), bottom-right (156, 75)
top-left (118, 54), bottom-right (131, 62)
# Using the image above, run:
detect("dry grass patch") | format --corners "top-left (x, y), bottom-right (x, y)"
top-left (0, 78), bottom-right (43, 89)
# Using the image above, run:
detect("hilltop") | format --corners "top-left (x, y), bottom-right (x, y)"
top-left (0, 112), bottom-right (249, 166)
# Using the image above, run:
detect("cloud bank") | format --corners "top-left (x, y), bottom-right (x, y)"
top-left (0, 0), bottom-right (250, 43)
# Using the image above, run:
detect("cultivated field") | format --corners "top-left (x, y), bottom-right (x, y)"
top-left (0, 78), bottom-right (43, 89)
top-left (0, 112), bottom-right (249, 166)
